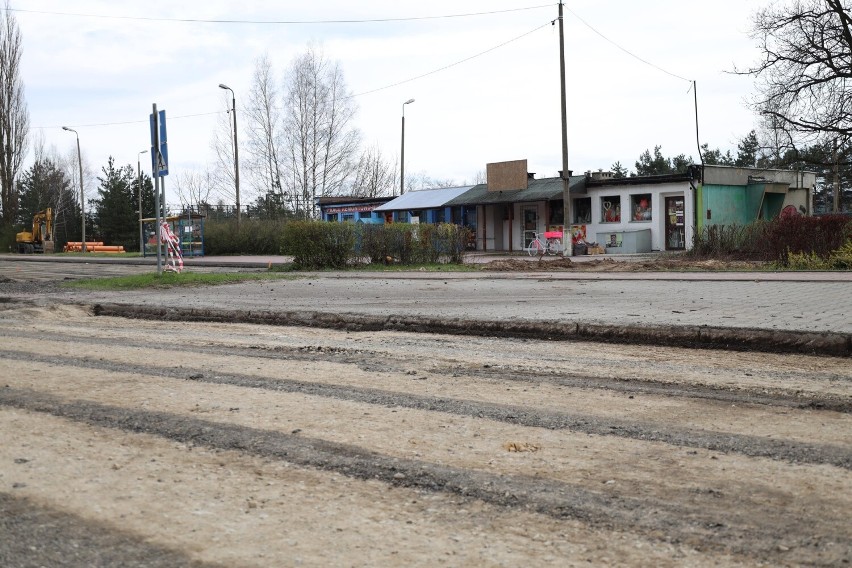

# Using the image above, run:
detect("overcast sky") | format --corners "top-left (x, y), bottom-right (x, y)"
top-left (18, 0), bottom-right (764, 205)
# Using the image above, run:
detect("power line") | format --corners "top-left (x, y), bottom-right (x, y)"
top-left (563, 4), bottom-right (692, 83)
top-left (10, 4), bottom-right (553, 25)
top-left (34, 20), bottom-right (553, 130)
top-left (350, 21), bottom-right (552, 98)
top-left (33, 110), bottom-right (221, 130)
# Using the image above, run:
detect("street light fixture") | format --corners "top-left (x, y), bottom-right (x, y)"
top-left (219, 83), bottom-right (241, 224)
top-left (137, 149), bottom-right (148, 254)
top-left (400, 98), bottom-right (415, 195)
top-left (62, 126), bottom-right (86, 253)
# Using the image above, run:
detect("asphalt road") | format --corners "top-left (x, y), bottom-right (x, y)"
top-left (1, 255), bottom-right (850, 355)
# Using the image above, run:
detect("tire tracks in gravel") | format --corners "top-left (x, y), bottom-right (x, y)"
top-left (2, 386), bottom-right (848, 566)
top-left (0, 492), bottom-right (226, 568)
top-left (2, 327), bottom-right (849, 414)
top-left (2, 349), bottom-right (849, 470)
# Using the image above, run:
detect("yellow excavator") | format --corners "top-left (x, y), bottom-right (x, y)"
top-left (16, 208), bottom-right (54, 254)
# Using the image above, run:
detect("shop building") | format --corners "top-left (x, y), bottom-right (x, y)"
top-left (316, 196), bottom-right (394, 223)
top-left (372, 186), bottom-right (474, 225)
top-left (444, 172), bottom-right (586, 252)
top-left (697, 165), bottom-right (816, 228)
top-left (576, 168), bottom-right (698, 252)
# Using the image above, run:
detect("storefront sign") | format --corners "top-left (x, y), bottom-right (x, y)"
top-left (325, 205), bottom-right (377, 214)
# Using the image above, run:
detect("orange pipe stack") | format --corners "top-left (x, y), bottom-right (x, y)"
top-left (64, 242), bottom-right (125, 253)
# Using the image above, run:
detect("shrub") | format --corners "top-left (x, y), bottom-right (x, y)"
top-left (281, 221), bottom-right (471, 269)
top-left (204, 218), bottom-right (288, 255)
top-left (784, 251), bottom-right (830, 270)
top-left (691, 215), bottom-right (851, 265)
top-left (689, 222), bottom-right (768, 259)
top-left (828, 240), bottom-right (852, 269)
top-left (357, 223), bottom-right (469, 265)
top-left (762, 214), bottom-right (850, 264)
top-left (281, 221), bottom-right (357, 269)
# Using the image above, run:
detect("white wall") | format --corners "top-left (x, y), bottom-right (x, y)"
top-left (574, 181), bottom-right (694, 251)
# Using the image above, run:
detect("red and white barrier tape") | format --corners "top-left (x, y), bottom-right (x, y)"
top-left (159, 221), bottom-right (184, 273)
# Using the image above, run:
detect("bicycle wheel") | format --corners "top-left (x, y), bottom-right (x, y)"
top-left (546, 239), bottom-right (561, 255)
top-left (528, 240), bottom-right (542, 256)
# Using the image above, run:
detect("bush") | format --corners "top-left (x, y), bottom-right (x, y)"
top-left (358, 223), bottom-right (469, 265)
top-left (784, 251), bottom-right (830, 270)
top-left (689, 222), bottom-right (768, 259)
top-left (691, 215), bottom-right (851, 265)
top-left (828, 241), bottom-right (852, 269)
top-left (281, 221), bottom-right (357, 269)
top-left (762, 214), bottom-right (850, 264)
top-left (281, 221), bottom-right (471, 269)
top-left (204, 218), bottom-right (288, 255)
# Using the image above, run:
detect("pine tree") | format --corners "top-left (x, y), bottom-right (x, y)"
top-left (92, 157), bottom-right (137, 250)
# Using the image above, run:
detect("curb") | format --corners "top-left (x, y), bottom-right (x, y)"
top-left (90, 303), bottom-right (851, 357)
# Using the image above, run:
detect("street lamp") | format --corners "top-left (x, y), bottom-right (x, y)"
top-left (62, 126), bottom-right (86, 253)
top-left (400, 98), bottom-right (415, 195)
top-left (137, 149), bottom-right (148, 254)
top-left (219, 83), bottom-right (240, 224)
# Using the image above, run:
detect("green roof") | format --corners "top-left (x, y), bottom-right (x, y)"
top-left (445, 176), bottom-right (586, 206)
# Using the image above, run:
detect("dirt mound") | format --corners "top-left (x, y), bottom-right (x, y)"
top-left (482, 257), bottom-right (768, 272)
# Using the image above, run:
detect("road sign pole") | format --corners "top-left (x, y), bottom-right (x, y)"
top-left (152, 103), bottom-right (162, 276)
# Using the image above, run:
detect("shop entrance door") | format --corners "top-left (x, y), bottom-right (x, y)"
top-left (522, 205), bottom-right (538, 249)
top-left (665, 196), bottom-right (686, 250)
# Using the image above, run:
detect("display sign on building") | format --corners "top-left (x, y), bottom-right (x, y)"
top-left (326, 205), bottom-right (377, 214)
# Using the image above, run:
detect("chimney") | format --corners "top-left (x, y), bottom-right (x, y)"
top-left (527, 172), bottom-right (535, 180)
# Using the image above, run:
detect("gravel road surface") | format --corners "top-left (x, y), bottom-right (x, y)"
top-left (1, 298), bottom-right (850, 567)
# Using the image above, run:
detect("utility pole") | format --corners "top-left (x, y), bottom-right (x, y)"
top-left (400, 98), bottom-right (415, 195)
top-left (558, 2), bottom-right (573, 256)
top-left (219, 84), bottom-right (240, 225)
top-left (833, 138), bottom-right (840, 213)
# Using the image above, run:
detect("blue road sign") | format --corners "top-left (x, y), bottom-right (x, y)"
top-left (149, 110), bottom-right (169, 176)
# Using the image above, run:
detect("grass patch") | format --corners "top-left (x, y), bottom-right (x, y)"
top-left (64, 271), bottom-right (293, 290)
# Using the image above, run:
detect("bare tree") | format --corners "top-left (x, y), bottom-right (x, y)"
top-left (282, 46), bottom-right (360, 218)
top-left (175, 168), bottom-right (213, 214)
top-left (349, 144), bottom-right (397, 198)
top-left (0, 0), bottom-right (29, 227)
top-left (405, 171), bottom-right (460, 192)
top-left (740, 1), bottom-right (852, 144)
top-left (244, 54), bottom-right (287, 208)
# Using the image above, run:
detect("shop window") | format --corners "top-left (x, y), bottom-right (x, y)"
top-left (631, 194), bottom-right (652, 222)
top-left (327, 213), bottom-right (338, 222)
top-left (359, 211), bottom-right (372, 220)
top-left (601, 196), bottom-right (621, 223)
top-left (549, 200), bottom-right (564, 224)
top-left (574, 197), bottom-right (591, 223)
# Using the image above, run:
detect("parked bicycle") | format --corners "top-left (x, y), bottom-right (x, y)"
top-left (527, 232), bottom-right (563, 256)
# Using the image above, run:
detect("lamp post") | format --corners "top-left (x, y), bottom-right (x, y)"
top-left (137, 149), bottom-right (148, 254)
top-left (400, 98), bottom-right (415, 195)
top-left (219, 83), bottom-right (240, 224)
top-left (62, 126), bottom-right (86, 253)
